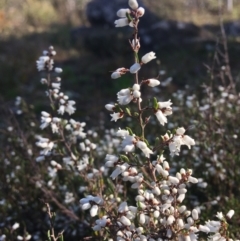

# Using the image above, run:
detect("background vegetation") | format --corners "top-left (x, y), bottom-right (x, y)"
top-left (0, 0), bottom-right (240, 240)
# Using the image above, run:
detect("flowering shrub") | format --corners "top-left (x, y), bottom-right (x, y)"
top-left (0, 0), bottom-right (239, 240)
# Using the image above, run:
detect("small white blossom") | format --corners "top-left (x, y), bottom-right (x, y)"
top-left (136, 141), bottom-right (153, 158)
top-left (147, 79), bottom-right (160, 87)
top-left (105, 104), bottom-right (115, 111)
top-left (117, 8), bottom-right (131, 18)
top-left (110, 112), bottom-right (123, 122)
top-left (12, 223), bottom-right (20, 230)
top-left (136, 7), bottom-right (145, 17)
top-left (115, 18), bottom-right (129, 27)
top-left (226, 210), bottom-right (235, 219)
top-left (141, 52), bottom-right (156, 64)
top-left (130, 63), bottom-right (141, 73)
top-left (128, 0), bottom-right (139, 10)
top-left (55, 67), bottom-right (62, 73)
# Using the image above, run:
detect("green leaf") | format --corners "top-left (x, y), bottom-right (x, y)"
top-left (125, 107), bottom-right (132, 116)
top-left (59, 234), bottom-right (64, 241)
top-left (126, 127), bottom-right (134, 135)
top-left (106, 178), bottom-right (115, 193)
top-left (47, 230), bottom-right (51, 241)
top-left (153, 97), bottom-right (159, 110)
top-left (120, 155), bottom-right (129, 163)
top-left (126, 12), bottom-right (133, 22)
top-left (144, 138), bottom-right (149, 146)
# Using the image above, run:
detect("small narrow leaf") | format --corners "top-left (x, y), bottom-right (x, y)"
top-left (120, 155), bottom-right (129, 163)
top-left (126, 127), bottom-right (134, 135)
top-left (47, 230), bottom-right (51, 241)
top-left (153, 97), bottom-right (159, 110)
top-left (125, 108), bottom-right (132, 116)
top-left (60, 234), bottom-right (64, 241)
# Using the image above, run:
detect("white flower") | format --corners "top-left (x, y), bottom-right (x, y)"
top-left (116, 128), bottom-right (129, 137)
top-left (130, 63), bottom-right (141, 73)
top-left (167, 215), bottom-right (175, 225)
top-left (226, 210), bottom-right (235, 219)
top-left (65, 100), bottom-right (76, 115)
top-left (36, 137), bottom-right (54, 155)
top-left (110, 112), bottom-right (123, 122)
top-left (105, 104), bottom-right (115, 111)
top-left (176, 127), bottom-right (185, 135)
top-left (158, 100), bottom-right (172, 109)
top-left (58, 105), bottom-right (65, 115)
top-left (139, 213), bottom-right (146, 224)
top-left (90, 205), bottom-right (98, 217)
top-left (118, 201), bottom-right (129, 213)
top-left (12, 223), bottom-right (20, 230)
top-left (128, 0), bottom-right (139, 10)
top-left (188, 176), bottom-right (198, 183)
top-left (111, 68), bottom-right (127, 79)
top-left (120, 216), bottom-right (131, 226)
top-left (132, 83), bottom-right (140, 90)
top-left (141, 52), bottom-right (156, 64)
top-left (121, 135), bottom-right (136, 152)
top-left (40, 111), bottom-right (52, 129)
top-left (192, 209), bottom-right (199, 220)
top-left (133, 90), bottom-right (141, 98)
top-left (105, 154), bottom-right (119, 167)
top-left (136, 141), bottom-right (153, 158)
top-left (182, 135), bottom-right (195, 148)
top-left (147, 79), bottom-right (160, 87)
top-left (111, 72), bottom-right (121, 79)
top-left (114, 18), bottom-right (129, 27)
top-left (136, 7), bottom-right (145, 17)
top-left (36, 56), bottom-right (51, 71)
top-left (55, 67), bottom-right (62, 73)
top-left (155, 110), bottom-right (167, 126)
top-left (80, 195), bottom-right (103, 213)
top-left (110, 163), bottom-right (129, 179)
top-left (117, 88), bottom-right (132, 105)
top-left (216, 212), bottom-right (224, 220)
top-left (117, 8), bottom-right (131, 18)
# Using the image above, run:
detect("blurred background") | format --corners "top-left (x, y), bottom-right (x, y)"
top-left (0, 0), bottom-right (240, 121)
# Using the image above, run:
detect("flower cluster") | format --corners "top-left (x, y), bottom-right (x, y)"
top-left (78, 1), bottom-right (238, 240)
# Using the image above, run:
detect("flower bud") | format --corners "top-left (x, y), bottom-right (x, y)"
top-left (114, 18), bottom-right (129, 27)
top-left (192, 209), bottom-right (199, 220)
top-left (167, 215), bottom-right (175, 225)
top-left (199, 225), bottom-right (210, 233)
top-left (226, 210), bottom-right (235, 219)
top-left (90, 205), bottom-right (98, 217)
top-left (178, 205), bottom-right (186, 213)
top-left (105, 104), bottom-right (115, 111)
top-left (176, 127), bottom-right (185, 135)
top-left (128, 0), bottom-right (138, 10)
top-left (139, 213), bottom-right (146, 224)
top-left (120, 216), bottom-right (131, 226)
top-left (130, 63), bottom-right (141, 73)
top-left (117, 8), bottom-right (131, 18)
top-left (147, 79), bottom-right (160, 87)
top-left (55, 67), bottom-right (62, 73)
top-left (111, 72), bottom-right (121, 79)
top-left (188, 176), bottom-right (198, 183)
top-left (136, 7), bottom-right (145, 17)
